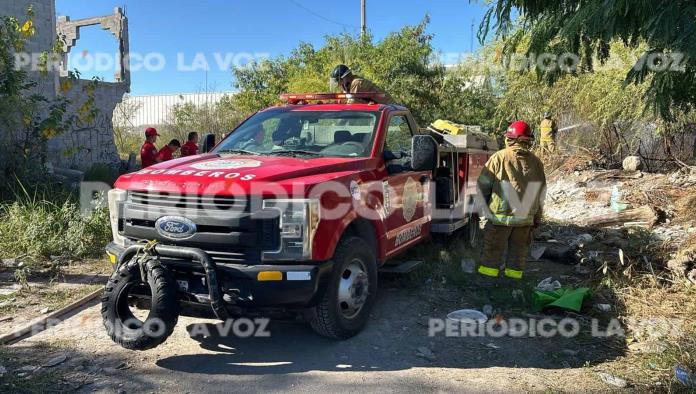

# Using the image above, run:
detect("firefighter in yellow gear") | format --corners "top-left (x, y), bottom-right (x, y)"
top-left (330, 64), bottom-right (394, 104)
top-left (539, 112), bottom-right (558, 154)
top-left (477, 120), bottom-right (546, 281)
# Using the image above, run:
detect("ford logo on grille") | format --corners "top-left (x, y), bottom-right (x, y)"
top-left (155, 216), bottom-right (197, 240)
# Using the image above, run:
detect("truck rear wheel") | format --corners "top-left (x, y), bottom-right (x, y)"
top-left (101, 259), bottom-right (180, 350)
top-left (309, 236), bottom-right (377, 339)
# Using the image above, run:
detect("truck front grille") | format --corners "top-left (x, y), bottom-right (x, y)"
top-left (122, 191), bottom-right (279, 265)
top-left (129, 191), bottom-right (247, 212)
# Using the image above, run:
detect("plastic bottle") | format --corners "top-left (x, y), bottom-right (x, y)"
top-left (610, 185), bottom-right (620, 211)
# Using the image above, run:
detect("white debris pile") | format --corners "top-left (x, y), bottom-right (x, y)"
top-left (544, 171), bottom-right (616, 222)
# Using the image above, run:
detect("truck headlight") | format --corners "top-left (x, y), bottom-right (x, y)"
top-left (107, 188), bottom-right (127, 247)
top-left (262, 199), bottom-right (320, 261)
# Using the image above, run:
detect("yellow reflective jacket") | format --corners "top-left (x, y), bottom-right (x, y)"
top-left (348, 77), bottom-right (394, 104)
top-left (477, 142), bottom-right (546, 226)
top-left (539, 118), bottom-right (557, 142)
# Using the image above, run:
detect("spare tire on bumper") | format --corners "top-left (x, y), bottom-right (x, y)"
top-left (101, 258), bottom-right (180, 350)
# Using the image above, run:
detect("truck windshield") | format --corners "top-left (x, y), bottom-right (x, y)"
top-left (214, 109), bottom-right (380, 158)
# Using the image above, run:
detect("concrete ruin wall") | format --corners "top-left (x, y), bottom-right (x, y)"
top-left (0, 1), bottom-right (129, 172)
top-left (51, 7), bottom-right (130, 170)
top-left (48, 80), bottom-right (126, 169)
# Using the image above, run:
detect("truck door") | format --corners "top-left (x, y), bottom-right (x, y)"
top-left (381, 114), bottom-right (432, 257)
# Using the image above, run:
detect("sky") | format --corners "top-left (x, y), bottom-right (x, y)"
top-left (56, 0), bottom-right (490, 95)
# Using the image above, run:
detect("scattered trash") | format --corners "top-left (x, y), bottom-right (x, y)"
top-left (530, 244), bottom-right (546, 260)
top-left (42, 354), bottom-right (67, 368)
top-left (511, 289), bottom-right (525, 303)
top-left (610, 185), bottom-right (631, 212)
top-left (537, 242), bottom-right (576, 264)
top-left (485, 343), bottom-right (500, 350)
top-left (415, 346), bottom-right (436, 361)
top-left (674, 365), bottom-right (696, 388)
top-left (536, 277), bottom-right (562, 291)
top-left (39, 307), bottom-right (51, 314)
top-left (448, 309), bottom-right (488, 323)
top-left (597, 372), bottom-right (628, 388)
top-left (595, 303), bottom-right (612, 312)
top-left (570, 234), bottom-right (594, 248)
top-left (532, 287), bottom-right (592, 312)
top-left (460, 258), bottom-right (475, 273)
top-left (439, 250), bottom-right (452, 264)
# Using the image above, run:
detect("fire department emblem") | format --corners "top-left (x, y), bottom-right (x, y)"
top-left (191, 159), bottom-right (262, 170)
top-left (402, 177), bottom-right (418, 222)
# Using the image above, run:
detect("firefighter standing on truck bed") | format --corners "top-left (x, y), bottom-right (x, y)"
top-left (477, 120), bottom-right (546, 282)
top-left (140, 127), bottom-right (159, 168)
top-left (539, 112), bottom-right (558, 154)
top-left (330, 64), bottom-right (394, 104)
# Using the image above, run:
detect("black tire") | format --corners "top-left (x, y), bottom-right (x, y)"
top-left (101, 259), bottom-right (180, 350)
top-left (309, 236), bottom-right (378, 339)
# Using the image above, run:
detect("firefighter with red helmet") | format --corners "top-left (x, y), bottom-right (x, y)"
top-left (140, 127), bottom-right (160, 168)
top-left (476, 120), bottom-right (546, 282)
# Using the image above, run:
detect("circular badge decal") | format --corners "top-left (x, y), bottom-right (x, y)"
top-left (402, 177), bottom-right (418, 222)
top-left (190, 159), bottom-right (262, 170)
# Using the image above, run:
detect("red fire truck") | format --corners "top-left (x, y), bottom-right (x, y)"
top-left (104, 92), bottom-right (497, 350)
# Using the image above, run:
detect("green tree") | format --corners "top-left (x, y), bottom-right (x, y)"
top-left (231, 18), bottom-right (499, 129)
top-left (479, 0), bottom-right (696, 120)
top-left (165, 94), bottom-right (244, 141)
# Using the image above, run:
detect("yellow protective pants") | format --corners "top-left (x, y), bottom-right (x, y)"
top-left (478, 223), bottom-right (533, 279)
top-left (540, 138), bottom-right (556, 154)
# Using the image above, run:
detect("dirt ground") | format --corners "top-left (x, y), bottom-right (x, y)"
top-left (0, 259), bottom-right (111, 336)
top-left (1, 257), bottom-right (632, 394)
top-left (2, 166), bottom-right (693, 393)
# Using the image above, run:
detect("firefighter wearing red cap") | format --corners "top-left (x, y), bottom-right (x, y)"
top-left (476, 121), bottom-right (546, 281)
top-left (140, 127), bottom-right (159, 168)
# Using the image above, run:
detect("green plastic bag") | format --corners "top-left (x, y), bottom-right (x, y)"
top-left (532, 287), bottom-right (592, 312)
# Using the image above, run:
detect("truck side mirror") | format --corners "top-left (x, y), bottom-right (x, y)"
top-left (411, 135), bottom-right (437, 171)
top-left (200, 133), bottom-right (216, 153)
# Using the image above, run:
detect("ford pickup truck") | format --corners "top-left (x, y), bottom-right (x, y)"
top-left (103, 92), bottom-right (496, 350)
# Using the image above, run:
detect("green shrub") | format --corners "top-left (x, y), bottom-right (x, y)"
top-left (0, 192), bottom-right (111, 265)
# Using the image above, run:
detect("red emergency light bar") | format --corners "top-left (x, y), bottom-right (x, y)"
top-left (279, 92), bottom-right (386, 104)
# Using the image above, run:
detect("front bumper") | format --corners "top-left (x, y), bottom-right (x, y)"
top-left (106, 242), bottom-right (332, 312)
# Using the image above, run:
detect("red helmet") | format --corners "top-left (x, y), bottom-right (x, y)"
top-left (505, 120), bottom-right (533, 141)
top-left (145, 127), bottom-right (160, 137)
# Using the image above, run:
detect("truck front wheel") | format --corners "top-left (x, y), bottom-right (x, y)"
top-left (309, 236), bottom-right (377, 339)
